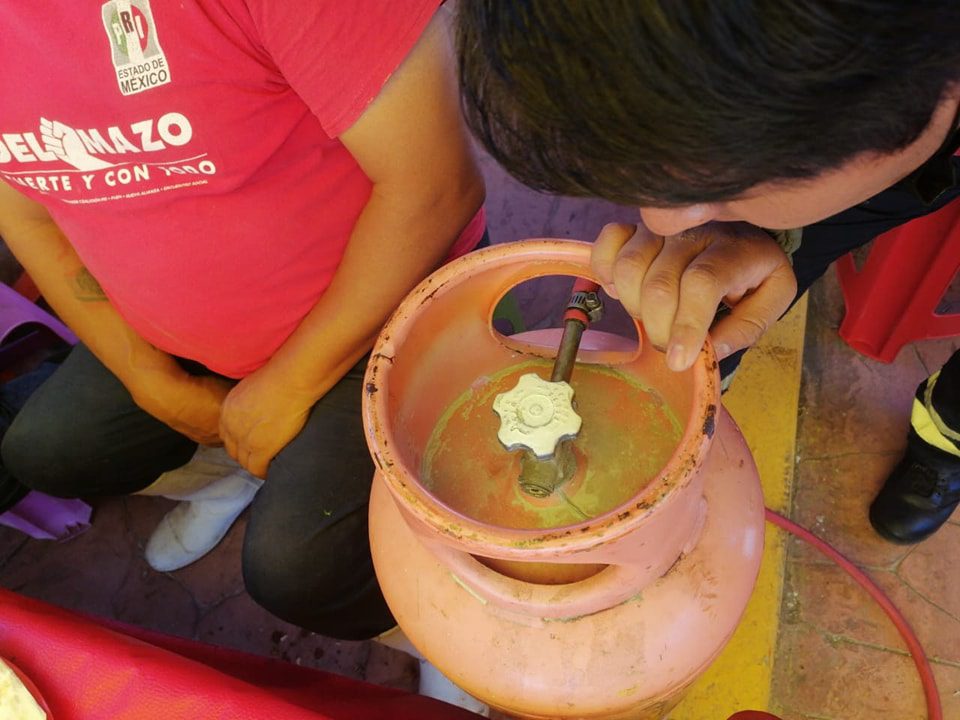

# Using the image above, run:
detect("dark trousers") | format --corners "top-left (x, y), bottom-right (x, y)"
top-left (0, 360), bottom-right (61, 511)
top-left (721, 159), bottom-right (960, 381)
top-left (0, 344), bottom-right (393, 640)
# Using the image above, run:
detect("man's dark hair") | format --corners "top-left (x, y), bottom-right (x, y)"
top-left (457, 1), bottom-right (960, 206)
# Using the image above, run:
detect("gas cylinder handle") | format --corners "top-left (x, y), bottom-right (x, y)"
top-left (428, 541), bottom-right (652, 620)
top-left (419, 494), bottom-right (709, 620)
top-left (480, 240), bottom-right (646, 365)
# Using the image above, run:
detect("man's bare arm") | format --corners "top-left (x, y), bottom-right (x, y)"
top-left (70, 267), bottom-right (108, 302)
top-left (0, 180), bottom-right (230, 444)
top-left (218, 9), bottom-right (485, 474)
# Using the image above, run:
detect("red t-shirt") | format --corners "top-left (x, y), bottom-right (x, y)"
top-left (0, 0), bottom-right (482, 377)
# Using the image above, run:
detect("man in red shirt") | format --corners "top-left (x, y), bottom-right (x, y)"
top-left (0, 0), bottom-right (483, 640)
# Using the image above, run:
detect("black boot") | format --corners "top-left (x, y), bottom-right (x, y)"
top-left (869, 430), bottom-right (960, 544)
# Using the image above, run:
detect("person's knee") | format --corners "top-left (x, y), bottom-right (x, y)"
top-left (1, 412), bottom-right (85, 497)
top-left (241, 537), bottom-right (309, 625)
top-left (241, 530), bottom-right (352, 636)
top-left (242, 510), bottom-right (391, 639)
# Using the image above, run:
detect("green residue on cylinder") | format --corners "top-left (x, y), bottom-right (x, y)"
top-left (449, 573), bottom-right (489, 605)
top-left (422, 359), bottom-right (683, 531)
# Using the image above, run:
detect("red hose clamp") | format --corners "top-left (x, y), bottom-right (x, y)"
top-left (564, 279), bottom-right (602, 325)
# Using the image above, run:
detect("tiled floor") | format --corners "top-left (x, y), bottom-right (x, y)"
top-left (770, 269), bottom-right (960, 719)
top-left (1, 151), bottom-right (959, 719)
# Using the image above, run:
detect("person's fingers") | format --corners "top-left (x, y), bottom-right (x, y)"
top-left (636, 229), bottom-right (709, 352)
top-left (176, 422), bottom-right (218, 446)
top-left (591, 223), bottom-right (637, 297)
top-left (665, 224), bottom-right (795, 367)
top-left (246, 453), bottom-right (269, 480)
top-left (230, 434), bottom-right (268, 478)
top-left (666, 257), bottom-right (728, 370)
top-left (220, 408), bottom-right (268, 478)
top-left (239, 447), bottom-right (252, 475)
top-left (608, 227), bottom-right (666, 322)
top-left (709, 264), bottom-right (797, 358)
top-left (219, 420), bottom-right (239, 463)
top-left (198, 431), bottom-right (221, 446)
top-left (593, 220), bottom-right (795, 369)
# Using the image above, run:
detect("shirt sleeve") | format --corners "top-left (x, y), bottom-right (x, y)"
top-left (246, 0), bottom-right (440, 137)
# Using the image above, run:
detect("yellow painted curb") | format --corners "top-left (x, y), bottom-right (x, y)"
top-left (670, 295), bottom-right (807, 719)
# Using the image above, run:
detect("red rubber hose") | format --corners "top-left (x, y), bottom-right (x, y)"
top-left (740, 508), bottom-right (944, 720)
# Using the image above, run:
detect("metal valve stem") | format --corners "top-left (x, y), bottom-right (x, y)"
top-left (493, 279), bottom-right (603, 498)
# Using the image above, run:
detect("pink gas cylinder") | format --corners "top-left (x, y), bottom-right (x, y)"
top-left (363, 240), bottom-right (765, 719)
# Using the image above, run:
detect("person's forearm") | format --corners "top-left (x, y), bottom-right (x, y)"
top-left (258, 177), bottom-right (484, 402)
top-left (1, 212), bottom-right (181, 391)
top-left (0, 183), bottom-right (229, 444)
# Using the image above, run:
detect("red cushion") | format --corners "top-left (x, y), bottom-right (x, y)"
top-left (0, 589), bottom-right (480, 720)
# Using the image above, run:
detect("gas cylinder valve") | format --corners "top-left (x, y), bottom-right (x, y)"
top-left (492, 373), bottom-right (582, 459)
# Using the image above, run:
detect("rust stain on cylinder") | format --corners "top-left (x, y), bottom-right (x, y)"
top-left (702, 404), bottom-right (717, 438)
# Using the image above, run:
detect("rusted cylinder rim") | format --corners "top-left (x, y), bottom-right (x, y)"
top-left (362, 239), bottom-right (720, 555)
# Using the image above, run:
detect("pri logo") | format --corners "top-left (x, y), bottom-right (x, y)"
top-left (101, 0), bottom-right (171, 96)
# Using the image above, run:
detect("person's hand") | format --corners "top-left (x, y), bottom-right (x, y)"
top-left (219, 367), bottom-right (314, 478)
top-left (129, 368), bottom-right (232, 445)
top-left (591, 221), bottom-right (797, 370)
